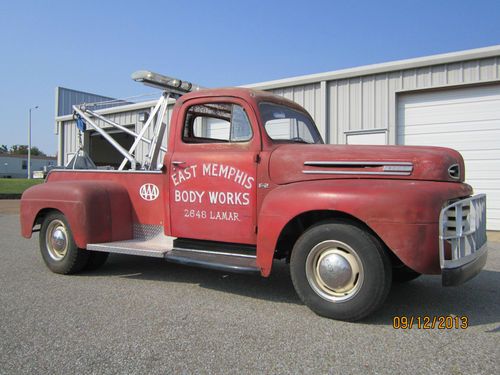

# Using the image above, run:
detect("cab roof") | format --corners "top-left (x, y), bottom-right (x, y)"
top-left (180, 87), bottom-right (307, 113)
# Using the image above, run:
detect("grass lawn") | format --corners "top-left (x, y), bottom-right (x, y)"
top-left (0, 178), bottom-right (44, 194)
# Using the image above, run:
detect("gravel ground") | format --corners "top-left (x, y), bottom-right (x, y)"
top-left (0, 212), bottom-right (498, 374)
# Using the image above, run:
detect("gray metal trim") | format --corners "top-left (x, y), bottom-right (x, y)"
top-left (303, 160), bottom-right (413, 175)
top-left (56, 99), bottom-right (159, 122)
top-left (441, 243), bottom-right (488, 269)
top-left (83, 108), bottom-right (167, 153)
top-left (304, 161), bottom-right (413, 166)
top-left (448, 163), bottom-right (461, 180)
top-left (243, 45), bottom-right (500, 90)
top-left (46, 169), bottom-right (162, 179)
top-left (171, 247), bottom-right (256, 259)
top-left (302, 170), bottom-right (411, 176)
top-left (165, 249), bottom-right (260, 274)
top-left (439, 194), bottom-right (487, 269)
top-left (73, 106), bottom-right (136, 168)
top-left (87, 243), bottom-right (167, 258)
top-left (133, 224), bottom-right (164, 241)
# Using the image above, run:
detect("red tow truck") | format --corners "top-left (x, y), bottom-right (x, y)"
top-left (20, 71), bottom-right (487, 321)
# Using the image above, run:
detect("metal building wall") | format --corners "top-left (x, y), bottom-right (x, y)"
top-left (263, 56), bottom-right (500, 144)
top-left (56, 87), bottom-right (117, 117)
top-left (325, 56), bottom-right (500, 145)
top-left (270, 83), bottom-right (326, 138)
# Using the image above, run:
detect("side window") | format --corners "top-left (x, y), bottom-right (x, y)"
top-left (183, 103), bottom-right (252, 143)
top-left (265, 118), bottom-right (315, 143)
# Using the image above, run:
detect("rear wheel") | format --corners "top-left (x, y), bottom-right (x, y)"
top-left (290, 222), bottom-right (392, 321)
top-left (39, 212), bottom-right (89, 274)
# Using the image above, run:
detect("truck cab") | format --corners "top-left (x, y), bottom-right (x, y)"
top-left (20, 73), bottom-right (488, 321)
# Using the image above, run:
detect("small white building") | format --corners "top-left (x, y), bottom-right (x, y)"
top-left (0, 154), bottom-right (56, 178)
top-left (55, 45), bottom-right (500, 230)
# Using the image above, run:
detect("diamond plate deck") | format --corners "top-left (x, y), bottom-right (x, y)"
top-left (133, 224), bottom-right (165, 241)
top-left (87, 224), bottom-right (259, 273)
top-left (87, 224), bottom-right (174, 258)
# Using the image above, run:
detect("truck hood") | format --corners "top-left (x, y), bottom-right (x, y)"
top-left (269, 144), bottom-right (465, 185)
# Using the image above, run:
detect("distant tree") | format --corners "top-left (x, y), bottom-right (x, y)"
top-left (9, 144), bottom-right (46, 156)
top-left (9, 145), bottom-right (26, 154)
top-left (9, 145), bottom-right (28, 154)
top-left (30, 146), bottom-right (46, 156)
top-left (0, 144), bottom-right (7, 153)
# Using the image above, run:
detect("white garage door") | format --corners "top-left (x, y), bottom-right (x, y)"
top-left (397, 84), bottom-right (500, 231)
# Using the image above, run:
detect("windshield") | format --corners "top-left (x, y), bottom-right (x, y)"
top-left (259, 102), bottom-right (323, 144)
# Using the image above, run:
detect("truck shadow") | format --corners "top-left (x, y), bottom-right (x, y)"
top-left (84, 254), bottom-right (500, 328)
top-left (367, 270), bottom-right (500, 329)
top-left (88, 255), bottom-right (302, 305)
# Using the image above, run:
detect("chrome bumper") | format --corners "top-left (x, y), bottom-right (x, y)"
top-left (439, 194), bottom-right (487, 286)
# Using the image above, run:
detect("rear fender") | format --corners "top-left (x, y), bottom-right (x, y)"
top-left (20, 180), bottom-right (132, 248)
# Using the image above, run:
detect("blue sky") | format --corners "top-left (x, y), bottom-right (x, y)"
top-left (1, 0), bottom-right (499, 156)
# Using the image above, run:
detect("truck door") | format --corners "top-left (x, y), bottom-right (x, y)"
top-left (168, 97), bottom-right (259, 245)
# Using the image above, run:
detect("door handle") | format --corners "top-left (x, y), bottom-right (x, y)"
top-left (172, 161), bottom-right (186, 167)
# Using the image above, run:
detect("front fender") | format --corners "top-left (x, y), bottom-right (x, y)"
top-left (20, 180), bottom-right (132, 248)
top-left (256, 179), bottom-right (472, 276)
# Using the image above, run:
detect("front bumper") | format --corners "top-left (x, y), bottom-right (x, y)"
top-left (439, 194), bottom-right (487, 286)
top-left (441, 245), bottom-right (487, 286)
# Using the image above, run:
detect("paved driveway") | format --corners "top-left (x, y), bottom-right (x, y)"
top-left (0, 210), bottom-right (498, 374)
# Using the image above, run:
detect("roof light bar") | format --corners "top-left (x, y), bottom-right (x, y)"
top-left (131, 70), bottom-right (199, 94)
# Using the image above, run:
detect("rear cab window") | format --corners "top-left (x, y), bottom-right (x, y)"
top-left (182, 103), bottom-right (253, 143)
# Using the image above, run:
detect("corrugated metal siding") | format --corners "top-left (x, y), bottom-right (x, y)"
top-left (56, 87), bottom-right (120, 117)
top-left (271, 83), bottom-right (323, 135)
top-left (267, 57), bottom-right (499, 144)
top-left (322, 57), bottom-right (500, 144)
top-left (397, 84), bottom-right (500, 230)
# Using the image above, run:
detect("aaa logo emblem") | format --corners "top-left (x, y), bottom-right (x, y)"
top-left (139, 183), bottom-right (159, 201)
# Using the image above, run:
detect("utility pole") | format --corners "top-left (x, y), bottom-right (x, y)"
top-left (28, 106), bottom-right (39, 179)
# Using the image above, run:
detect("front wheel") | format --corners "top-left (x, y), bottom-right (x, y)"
top-left (39, 212), bottom-right (89, 274)
top-left (290, 222), bottom-right (392, 321)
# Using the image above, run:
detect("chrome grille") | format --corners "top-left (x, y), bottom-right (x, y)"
top-left (439, 194), bottom-right (487, 269)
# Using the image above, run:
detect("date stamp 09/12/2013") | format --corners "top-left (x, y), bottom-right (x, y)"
top-left (393, 315), bottom-right (469, 330)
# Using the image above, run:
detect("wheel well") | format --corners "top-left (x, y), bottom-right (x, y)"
top-left (274, 210), bottom-right (396, 264)
top-left (33, 208), bottom-right (62, 230)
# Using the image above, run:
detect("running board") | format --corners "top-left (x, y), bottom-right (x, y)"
top-left (87, 224), bottom-right (174, 258)
top-left (87, 237), bottom-right (173, 258)
top-left (165, 248), bottom-right (259, 274)
top-left (87, 239), bottom-right (260, 274)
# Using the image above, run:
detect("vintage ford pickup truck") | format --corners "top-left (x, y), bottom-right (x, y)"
top-left (20, 71), bottom-right (487, 321)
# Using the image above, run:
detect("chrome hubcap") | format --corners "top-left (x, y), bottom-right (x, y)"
top-left (46, 220), bottom-right (68, 261)
top-left (306, 240), bottom-right (364, 302)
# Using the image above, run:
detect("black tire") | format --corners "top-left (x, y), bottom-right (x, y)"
top-left (39, 212), bottom-right (89, 274)
top-left (84, 251), bottom-right (109, 271)
top-left (290, 222), bottom-right (392, 321)
top-left (392, 265), bottom-right (421, 283)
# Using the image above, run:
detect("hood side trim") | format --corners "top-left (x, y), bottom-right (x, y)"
top-left (304, 161), bottom-right (413, 166)
top-left (303, 160), bottom-right (414, 176)
top-left (302, 170), bottom-right (412, 176)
